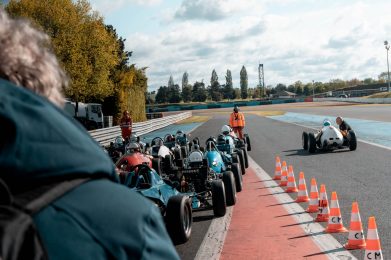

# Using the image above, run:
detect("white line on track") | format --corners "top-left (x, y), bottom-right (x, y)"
top-left (194, 207), bottom-right (233, 260)
top-left (267, 117), bottom-right (391, 152)
top-left (248, 156), bottom-right (357, 260)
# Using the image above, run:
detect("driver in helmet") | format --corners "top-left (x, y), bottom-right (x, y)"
top-left (221, 125), bottom-right (236, 138)
top-left (126, 142), bottom-right (141, 154)
top-left (316, 119), bottom-right (332, 141)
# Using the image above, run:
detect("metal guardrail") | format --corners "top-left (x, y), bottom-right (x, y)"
top-left (89, 111), bottom-right (192, 146)
top-left (314, 97), bottom-right (391, 104)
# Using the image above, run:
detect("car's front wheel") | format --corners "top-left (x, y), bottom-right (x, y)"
top-left (212, 180), bottom-right (226, 217)
top-left (222, 171), bottom-right (236, 206)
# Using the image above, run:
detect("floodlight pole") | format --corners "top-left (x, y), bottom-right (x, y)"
top-left (385, 41), bottom-right (391, 92)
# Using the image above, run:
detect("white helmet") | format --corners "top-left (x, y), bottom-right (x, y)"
top-left (323, 119), bottom-right (331, 127)
top-left (221, 125), bottom-right (231, 135)
top-left (130, 134), bottom-right (139, 143)
top-left (126, 142), bottom-right (141, 153)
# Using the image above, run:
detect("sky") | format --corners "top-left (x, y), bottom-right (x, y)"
top-left (34, 1), bottom-right (391, 90)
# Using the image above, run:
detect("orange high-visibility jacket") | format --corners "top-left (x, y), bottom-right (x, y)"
top-left (229, 112), bottom-right (245, 128)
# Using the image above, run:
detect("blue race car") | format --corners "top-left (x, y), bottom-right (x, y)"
top-left (215, 133), bottom-right (248, 175)
top-left (165, 144), bottom-right (233, 217)
top-left (204, 139), bottom-right (243, 193)
top-left (120, 164), bottom-right (193, 245)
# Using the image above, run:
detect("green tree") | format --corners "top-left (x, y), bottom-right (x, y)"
top-left (192, 81), bottom-right (207, 102)
top-left (303, 84), bottom-right (311, 96)
top-left (294, 81), bottom-right (303, 95)
top-left (275, 83), bottom-right (287, 92)
top-left (363, 78), bottom-right (376, 84)
top-left (155, 86), bottom-right (168, 104)
top-left (224, 69), bottom-right (234, 99)
top-left (209, 70), bottom-right (221, 101)
top-left (182, 72), bottom-right (189, 91)
top-left (169, 84), bottom-right (181, 103)
top-left (168, 75), bottom-right (174, 88)
top-left (287, 85), bottom-right (295, 93)
top-left (378, 72), bottom-right (389, 83)
top-left (182, 84), bottom-right (192, 103)
top-left (240, 66), bottom-right (248, 99)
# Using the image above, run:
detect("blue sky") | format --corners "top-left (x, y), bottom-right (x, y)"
top-left (5, 0), bottom-right (391, 91)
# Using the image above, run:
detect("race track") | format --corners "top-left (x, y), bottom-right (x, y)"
top-left (174, 103), bottom-right (391, 259)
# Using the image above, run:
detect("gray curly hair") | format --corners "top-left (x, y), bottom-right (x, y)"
top-left (0, 8), bottom-right (68, 107)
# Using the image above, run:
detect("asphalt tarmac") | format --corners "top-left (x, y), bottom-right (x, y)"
top-left (175, 109), bottom-right (391, 259)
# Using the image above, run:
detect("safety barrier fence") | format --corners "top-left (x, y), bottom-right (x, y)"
top-left (314, 97), bottom-right (391, 104)
top-left (147, 98), bottom-right (308, 113)
top-left (89, 111), bottom-right (192, 146)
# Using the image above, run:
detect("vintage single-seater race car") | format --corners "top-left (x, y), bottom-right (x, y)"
top-left (120, 164), bottom-right (193, 245)
top-left (302, 120), bottom-right (357, 153)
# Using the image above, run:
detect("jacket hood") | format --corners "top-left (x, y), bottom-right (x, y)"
top-left (0, 79), bottom-right (117, 187)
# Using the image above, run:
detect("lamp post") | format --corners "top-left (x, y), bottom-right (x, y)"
top-left (384, 41), bottom-right (390, 92)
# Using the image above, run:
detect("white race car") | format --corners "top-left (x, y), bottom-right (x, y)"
top-left (302, 120), bottom-right (357, 153)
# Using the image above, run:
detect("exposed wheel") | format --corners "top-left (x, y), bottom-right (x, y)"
top-left (200, 146), bottom-right (205, 153)
top-left (232, 153), bottom-right (239, 164)
top-left (164, 154), bottom-right (174, 171)
top-left (302, 132), bottom-right (308, 150)
top-left (245, 134), bottom-right (251, 151)
top-left (152, 157), bottom-right (162, 175)
top-left (211, 180), bottom-right (226, 217)
top-left (222, 171), bottom-right (236, 206)
top-left (348, 130), bottom-right (357, 151)
top-left (308, 133), bottom-right (316, 153)
top-left (166, 195), bottom-right (192, 244)
top-left (181, 146), bottom-right (188, 158)
top-left (236, 149), bottom-right (246, 175)
top-left (242, 149), bottom-right (249, 168)
top-left (231, 163), bottom-right (243, 192)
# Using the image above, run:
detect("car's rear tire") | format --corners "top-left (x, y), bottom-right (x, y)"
top-left (164, 154), bottom-right (174, 171)
top-left (242, 149), bottom-right (249, 168)
top-left (302, 132), bottom-right (308, 150)
top-left (222, 171), bottom-right (236, 206)
top-left (174, 148), bottom-right (182, 160)
top-left (212, 180), bottom-right (226, 217)
top-left (152, 157), bottom-right (162, 175)
top-left (231, 163), bottom-right (243, 192)
top-left (236, 149), bottom-right (246, 175)
top-left (166, 195), bottom-right (192, 244)
top-left (348, 130), bottom-right (357, 151)
top-left (308, 133), bottom-right (316, 153)
top-left (245, 134), bottom-right (251, 151)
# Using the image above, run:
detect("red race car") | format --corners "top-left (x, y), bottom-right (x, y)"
top-left (116, 142), bottom-right (162, 183)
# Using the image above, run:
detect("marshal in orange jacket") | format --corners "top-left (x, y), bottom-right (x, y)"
top-left (229, 112), bottom-right (246, 128)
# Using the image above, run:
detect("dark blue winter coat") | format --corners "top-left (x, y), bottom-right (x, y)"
top-left (0, 79), bottom-right (179, 260)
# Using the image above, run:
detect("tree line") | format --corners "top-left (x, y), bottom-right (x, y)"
top-left (151, 66), bottom-right (249, 104)
top-left (4, 0), bottom-right (147, 122)
top-left (149, 70), bottom-right (390, 104)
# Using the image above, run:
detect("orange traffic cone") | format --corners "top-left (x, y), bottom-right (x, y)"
top-left (273, 156), bottom-right (282, 180)
top-left (345, 202), bottom-right (366, 250)
top-left (306, 178), bottom-right (319, 213)
top-left (325, 192), bottom-right (348, 233)
top-left (295, 172), bottom-right (310, 202)
top-left (286, 165), bottom-right (298, 193)
top-left (315, 184), bottom-right (329, 222)
top-left (364, 217), bottom-right (383, 260)
top-left (279, 161), bottom-right (288, 187)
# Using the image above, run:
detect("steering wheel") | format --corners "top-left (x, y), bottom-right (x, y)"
top-left (151, 137), bottom-right (164, 146)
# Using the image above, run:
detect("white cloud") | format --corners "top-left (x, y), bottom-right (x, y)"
top-left (123, 0), bottom-right (391, 90)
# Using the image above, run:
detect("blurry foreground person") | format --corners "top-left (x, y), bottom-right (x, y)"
top-left (0, 9), bottom-right (178, 260)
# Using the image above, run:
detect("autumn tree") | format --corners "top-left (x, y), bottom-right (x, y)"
top-left (6, 0), bottom-right (119, 103)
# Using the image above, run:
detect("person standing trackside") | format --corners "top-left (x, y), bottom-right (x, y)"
top-left (120, 110), bottom-right (132, 143)
top-left (229, 105), bottom-right (246, 139)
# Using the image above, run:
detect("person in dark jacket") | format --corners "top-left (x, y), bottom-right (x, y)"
top-left (336, 116), bottom-right (352, 137)
top-left (0, 9), bottom-right (179, 260)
